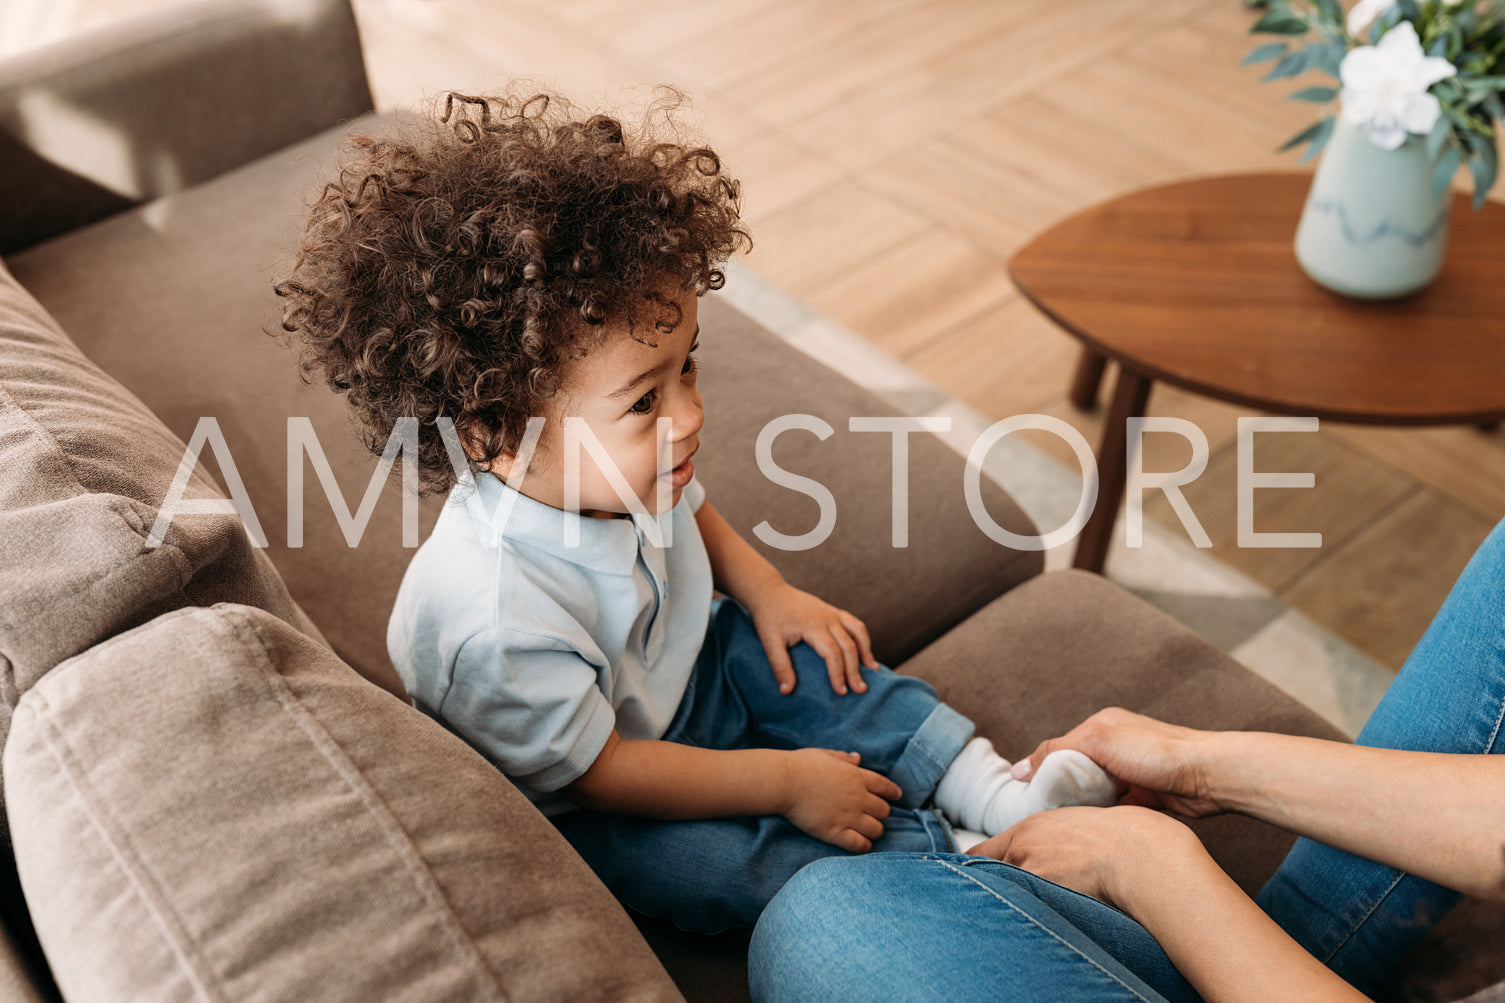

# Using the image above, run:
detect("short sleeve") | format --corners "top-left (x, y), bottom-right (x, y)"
top-left (683, 473), bottom-right (706, 513)
top-left (440, 628), bottom-right (616, 793)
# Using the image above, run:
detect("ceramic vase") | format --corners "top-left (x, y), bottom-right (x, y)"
top-left (1293, 117), bottom-right (1453, 299)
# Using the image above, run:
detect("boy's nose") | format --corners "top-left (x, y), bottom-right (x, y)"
top-left (671, 390), bottom-right (704, 440)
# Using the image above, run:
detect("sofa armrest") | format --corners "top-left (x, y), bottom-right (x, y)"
top-left (0, 0), bottom-right (374, 254)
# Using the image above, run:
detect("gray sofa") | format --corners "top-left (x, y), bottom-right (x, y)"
top-left (0, 0), bottom-right (1496, 1000)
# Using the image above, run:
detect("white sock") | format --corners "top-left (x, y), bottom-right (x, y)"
top-left (950, 827), bottom-right (990, 853)
top-left (933, 738), bottom-right (1118, 836)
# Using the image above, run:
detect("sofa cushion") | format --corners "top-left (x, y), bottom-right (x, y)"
top-left (899, 569), bottom-right (1348, 895)
top-left (0, 257), bottom-right (330, 832)
top-left (5, 602), bottom-right (680, 1003)
top-left (0, 917), bottom-right (45, 1003)
top-left (4, 112), bottom-right (1041, 684)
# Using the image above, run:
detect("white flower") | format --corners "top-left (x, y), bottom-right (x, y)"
top-left (1339, 21), bottom-right (1457, 149)
top-left (1346, 0), bottom-right (1394, 38)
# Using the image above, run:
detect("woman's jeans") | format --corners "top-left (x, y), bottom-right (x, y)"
top-left (554, 599), bottom-right (973, 935)
top-left (749, 518), bottom-right (1505, 1002)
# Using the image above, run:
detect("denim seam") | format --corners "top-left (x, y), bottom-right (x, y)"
top-left (908, 733), bottom-right (951, 777)
top-left (1319, 870), bottom-right (1405, 966)
top-left (1483, 679), bottom-right (1505, 753)
top-left (927, 858), bottom-right (1157, 1003)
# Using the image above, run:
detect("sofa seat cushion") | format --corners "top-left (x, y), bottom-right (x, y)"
top-left (4, 111), bottom-right (1041, 680)
top-left (898, 569), bottom-right (1348, 894)
top-left (5, 602), bottom-right (680, 1003)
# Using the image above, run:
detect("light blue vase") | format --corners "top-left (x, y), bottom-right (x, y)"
top-left (1293, 117), bottom-right (1453, 299)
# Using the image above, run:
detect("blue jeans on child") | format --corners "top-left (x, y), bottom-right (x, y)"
top-left (749, 517), bottom-right (1505, 1002)
top-left (553, 597), bottom-right (974, 935)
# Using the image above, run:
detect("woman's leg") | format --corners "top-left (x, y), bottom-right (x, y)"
top-left (1257, 518), bottom-right (1505, 993)
top-left (750, 853), bottom-right (1201, 1003)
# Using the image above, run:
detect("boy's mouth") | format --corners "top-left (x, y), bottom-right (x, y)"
top-left (665, 444), bottom-right (698, 489)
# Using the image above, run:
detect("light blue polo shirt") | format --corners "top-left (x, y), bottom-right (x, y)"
top-left (388, 468), bottom-right (711, 817)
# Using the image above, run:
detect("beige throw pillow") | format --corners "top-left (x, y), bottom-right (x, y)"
top-left (0, 257), bottom-right (333, 836)
top-left (6, 602), bottom-right (679, 1003)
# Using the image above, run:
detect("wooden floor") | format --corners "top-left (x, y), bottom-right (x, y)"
top-left (10, 0), bottom-right (1505, 672)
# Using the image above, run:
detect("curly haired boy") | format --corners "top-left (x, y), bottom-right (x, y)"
top-left (275, 89), bottom-right (1116, 935)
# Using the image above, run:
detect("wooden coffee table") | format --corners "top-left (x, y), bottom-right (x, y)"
top-left (1008, 172), bottom-right (1505, 574)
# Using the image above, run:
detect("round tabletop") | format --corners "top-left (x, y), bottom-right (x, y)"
top-left (1007, 173), bottom-right (1505, 425)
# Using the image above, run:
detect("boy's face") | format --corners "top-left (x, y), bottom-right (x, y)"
top-left (494, 288), bottom-right (703, 519)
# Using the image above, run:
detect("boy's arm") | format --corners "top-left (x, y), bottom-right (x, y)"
top-left (564, 730), bottom-right (902, 852)
top-left (694, 500), bottom-right (877, 695)
top-left (694, 497), bottom-right (785, 603)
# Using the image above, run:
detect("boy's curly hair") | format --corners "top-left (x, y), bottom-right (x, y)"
top-left (273, 89), bottom-right (749, 496)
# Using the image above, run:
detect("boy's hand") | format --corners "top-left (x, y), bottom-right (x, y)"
top-left (781, 749), bottom-right (901, 853)
top-left (744, 579), bottom-right (878, 695)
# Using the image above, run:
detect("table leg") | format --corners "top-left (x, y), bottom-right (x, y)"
top-left (1069, 347), bottom-right (1108, 410)
top-left (1073, 367), bottom-right (1153, 574)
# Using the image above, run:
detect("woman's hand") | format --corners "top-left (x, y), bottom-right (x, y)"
top-left (1012, 707), bottom-right (1225, 818)
top-left (780, 748), bottom-right (902, 853)
top-left (974, 804), bottom-right (1371, 1002)
top-left (744, 579), bottom-right (878, 695)
top-left (970, 805), bottom-right (1202, 910)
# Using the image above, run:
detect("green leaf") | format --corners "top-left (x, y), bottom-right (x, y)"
top-left (1468, 135), bottom-right (1500, 207)
top-left (1433, 144), bottom-right (1463, 199)
top-left (1242, 41), bottom-right (1290, 64)
top-left (1252, 10), bottom-right (1309, 34)
top-left (1485, 92), bottom-right (1505, 121)
top-left (1265, 48), bottom-right (1312, 79)
top-left (1298, 116), bottom-right (1337, 162)
top-left (1371, 5), bottom-right (1403, 41)
top-left (1397, 0), bottom-right (1421, 21)
top-left (1313, 42), bottom-right (1346, 79)
top-left (1427, 115), bottom-right (1453, 160)
top-left (1277, 118), bottom-right (1327, 151)
top-left (1240, 41), bottom-right (1288, 64)
top-left (1463, 123), bottom-right (1493, 151)
top-left (1314, 0), bottom-right (1344, 24)
top-left (1288, 85), bottom-right (1339, 102)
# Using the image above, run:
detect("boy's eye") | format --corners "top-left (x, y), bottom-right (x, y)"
top-left (629, 389), bottom-right (656, 414)
top-left (682, 342), bottom-right (699, 376)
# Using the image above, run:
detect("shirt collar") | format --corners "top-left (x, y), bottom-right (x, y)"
top-left (453, 468), bottom-right (662, 577)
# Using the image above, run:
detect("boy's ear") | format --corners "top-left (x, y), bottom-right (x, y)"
top-left (485, 453), bottom-right (516, 479)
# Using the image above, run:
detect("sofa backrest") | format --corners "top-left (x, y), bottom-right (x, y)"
top-left (0, 0), bottom-right (374, 254)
